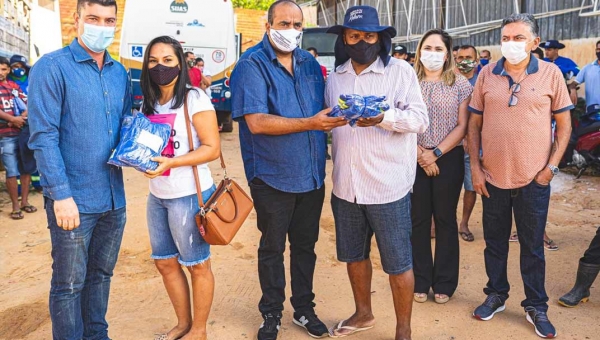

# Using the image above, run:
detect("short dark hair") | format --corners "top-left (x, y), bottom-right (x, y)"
top-left (141, 36), bottom-right (198, 115)
top-left (77, 0), bottom-right (117, 15)
top-left (501, 13), bottom-right (539, 37)
top-left (0, 57), bottom-right (9, 67)
top-left (459, 45), bottom-right (478, 56)
top-left (307, 47), bottom-right (317, 54)
top-left (185, 51), bottom-right (195, 59)
top-left (267, 0), bottom-right (303, 25)
top-left (453, 46), bottom-right (460, 52)
top-left (532, 47), bottom-right (544, 59)
top-left (481, 49), bottom-right (491, 55)
top-left (597, 40), bottom-right (600, 47)
top-left (195, 57), bottom-right (204, 64)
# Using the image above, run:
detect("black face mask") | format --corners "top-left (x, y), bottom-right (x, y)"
top-left (597, 51), bottom-right (600, 61)
top-left (149, 63), bottom-right (180, 86)
top-left (344, 40), bottom-right (381, 65)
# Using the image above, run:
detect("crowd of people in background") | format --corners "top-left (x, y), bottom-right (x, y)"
top-left (2, 0), bottom-right (600, 340)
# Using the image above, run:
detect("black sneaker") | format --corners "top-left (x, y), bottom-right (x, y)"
top-left (293, 311), bottom-right (328, 338)
top-left (257, 313), bottom-right (281, 340)
top-left (473, 294), bottom-right (506, 321)
top-left (525, 307), bottom-right (557, 338)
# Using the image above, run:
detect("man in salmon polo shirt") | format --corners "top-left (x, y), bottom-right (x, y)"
top-left (467, 13), bottom-right (573, 339)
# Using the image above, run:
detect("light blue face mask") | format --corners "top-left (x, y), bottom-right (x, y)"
top-left (81, 23), bottom-right (115, 53)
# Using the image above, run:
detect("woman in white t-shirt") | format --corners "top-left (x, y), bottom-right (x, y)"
top-left (140, 36), bottom-right (220, 340)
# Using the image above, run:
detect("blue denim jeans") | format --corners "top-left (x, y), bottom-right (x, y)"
top-left (332, 193), bottom-right (413, 275)
top-left (146, 186), bottom-right (216, 266)
top-left (482, 180), bottom-right (550, 312)
top-left (46, 198), bottom-right (126, 340)
top-left (0, 135), bottom-right (20, 177)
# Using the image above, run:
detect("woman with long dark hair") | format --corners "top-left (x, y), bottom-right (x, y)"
top-left (411, 28), bottom-right (471, 304)
top-left (141, 36), bottom-right (220, 340)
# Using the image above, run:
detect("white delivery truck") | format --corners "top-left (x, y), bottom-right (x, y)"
top-left (120, 0), bottom-right (239, 131)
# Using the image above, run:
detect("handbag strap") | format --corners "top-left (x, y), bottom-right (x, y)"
top-left (182, 91), bottom-right (228, 210)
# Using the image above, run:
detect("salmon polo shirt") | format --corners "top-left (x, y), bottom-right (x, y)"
top-left (468, 56), bottom-right (574, 189)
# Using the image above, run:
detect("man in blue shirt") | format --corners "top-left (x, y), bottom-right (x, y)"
top-left (231, 1), bottom-right (346, 339)
top-left (542, 40), bottom-right (580, 79)
top-left (28, 1), bottom-right (131, 339)
top-left (8, 54), bottom-right (29, 94)
top-left (569, 40), bottom-right (600, 107)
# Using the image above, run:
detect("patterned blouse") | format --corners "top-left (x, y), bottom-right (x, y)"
top-left (417, 75), bottom-right (473, 148)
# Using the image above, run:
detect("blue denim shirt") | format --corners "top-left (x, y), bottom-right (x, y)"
top-left (28, 39), bottom-right (131, 213)
top-left (231, 34), bottom-right (326, 193)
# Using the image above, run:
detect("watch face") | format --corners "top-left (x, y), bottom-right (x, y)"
top-left (434, 149), bottom-right (442, 157)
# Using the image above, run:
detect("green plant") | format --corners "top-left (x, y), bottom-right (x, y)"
top-left (232, 0), bottom-right (275, 10)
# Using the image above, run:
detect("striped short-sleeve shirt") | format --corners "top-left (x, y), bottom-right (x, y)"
top-left (468, 56), bottom-right (574, 189)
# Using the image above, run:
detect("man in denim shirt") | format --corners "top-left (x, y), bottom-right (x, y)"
top-left (231, 1), bottom-right (346, 339)
top-left (27, 1), bottom-right (131, 339)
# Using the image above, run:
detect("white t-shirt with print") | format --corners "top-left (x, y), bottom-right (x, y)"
top-left (149, 89), bottom-right (215, 199)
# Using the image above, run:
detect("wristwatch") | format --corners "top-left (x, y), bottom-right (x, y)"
top-left (548, 164), bottom-right (560, 176)
top-left (433, 147), bottom-right (443, 158)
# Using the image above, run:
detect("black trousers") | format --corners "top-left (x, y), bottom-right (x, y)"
top-left (581, 227), bottom-right (600, 265)
top-left (249, 178), bottom-right (325, 315)
top-left (411, 146), bottom-right (464, 296)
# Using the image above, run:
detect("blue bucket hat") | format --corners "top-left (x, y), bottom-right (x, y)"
top-left (327, 6), bottom-right (397, 37)
top-left (10, 55), bottom-right (30, 69)
top-left (328, 6), bottom-right (396, 69)
top-left (541, 40), bottom-right (566, 49)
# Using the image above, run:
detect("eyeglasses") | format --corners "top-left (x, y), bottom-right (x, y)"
top-left (509, 83), bottom-right (521, 107)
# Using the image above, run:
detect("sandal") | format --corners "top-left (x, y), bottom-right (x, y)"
top-left (10, 210), bottom-right (24, 220)
top-left (459, 231), bottom-right (474, 242)
top-left (21, 205), bottom-right (37, 213)
top-left (434, 294), bottom-right (450, 304)
top-left (329, 319), bottom-right (374, 338)
top-left (509, 233), bottom-right (519, 242)
top-left (544, 239), bottom-right (559, 251)
top-left (414, 293), bottom-right (427, 303)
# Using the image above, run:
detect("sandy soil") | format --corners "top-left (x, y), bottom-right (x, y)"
top-left (1, 127), bottom-right (600, 340)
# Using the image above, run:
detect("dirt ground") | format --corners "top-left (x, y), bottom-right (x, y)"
top-left (1, 127), bottom-right (600, 340)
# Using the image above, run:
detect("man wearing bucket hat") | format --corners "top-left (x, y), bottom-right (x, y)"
top-left (325, 5), bottom-right (428, 339)
top-left (8, 55), bottom-right (30, 94)
top-left (542, 39), bottom-right (580, 79)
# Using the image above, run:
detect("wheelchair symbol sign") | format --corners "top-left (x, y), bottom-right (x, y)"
top-left (131, 46), bottom-right (143, 58)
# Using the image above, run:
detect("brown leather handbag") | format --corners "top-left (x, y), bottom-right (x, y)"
top-left (183, 96), bottom-right (253, 245)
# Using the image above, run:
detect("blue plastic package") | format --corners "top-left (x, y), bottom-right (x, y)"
top-left (329, 94), bottom-right (389, 126)
top-left (108, 112), bottom-right (172, 172)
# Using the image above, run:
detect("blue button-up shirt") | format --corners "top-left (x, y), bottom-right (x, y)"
top-left (575, 60), bottom-right (600, 106)
top-left (231, 34), bottom-right (326, 193)
top-left (544, 56), bottom-right (580, 78)
top-left (28, 39), bottom-right (131, 213)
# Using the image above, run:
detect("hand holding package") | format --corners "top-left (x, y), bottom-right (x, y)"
top-left (108, 112), bottom-right (172, 172)
top-left (329, 94), bottom-right (388, 126)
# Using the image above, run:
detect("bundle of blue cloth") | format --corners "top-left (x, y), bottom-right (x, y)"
top-left (329, 94), bottom-right (390, 126)
top-left (108, 112), bottom-right (172, 172)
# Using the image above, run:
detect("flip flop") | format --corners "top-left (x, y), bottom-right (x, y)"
top-left (544, 239), bottom-right (559, 251)
top-left (10, 210), bottom-right (24, 220)
top-left (459, 231), bottom-right (474, 242)
top-left (21, 205), bottom-right (37, 213)
top-left (329, 319), bottom-right (374, 338)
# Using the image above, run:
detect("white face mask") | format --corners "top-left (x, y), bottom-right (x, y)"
top-left (269, 28), bottom-right (303, 53)
top-left (501, 41), bottom-right (530, 65)
top-left (420, 50), bottom-right (446, 71)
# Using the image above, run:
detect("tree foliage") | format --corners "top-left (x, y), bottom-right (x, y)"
top-left (232, 0), bottom-right (276, 11)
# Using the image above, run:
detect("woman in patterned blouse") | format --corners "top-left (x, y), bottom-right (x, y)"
top-left (411, 28), bottom-right (472, 304)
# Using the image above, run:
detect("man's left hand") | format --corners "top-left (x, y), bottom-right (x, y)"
top-left (418, 149), bottom-right (438, 168)
top-left (534, 167), bottom-right (554, 186)
top-left (356, 113), bottom-right (384, 127)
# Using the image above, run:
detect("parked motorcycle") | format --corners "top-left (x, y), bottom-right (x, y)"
top-left (566, 104), bottom-right (600, 178)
